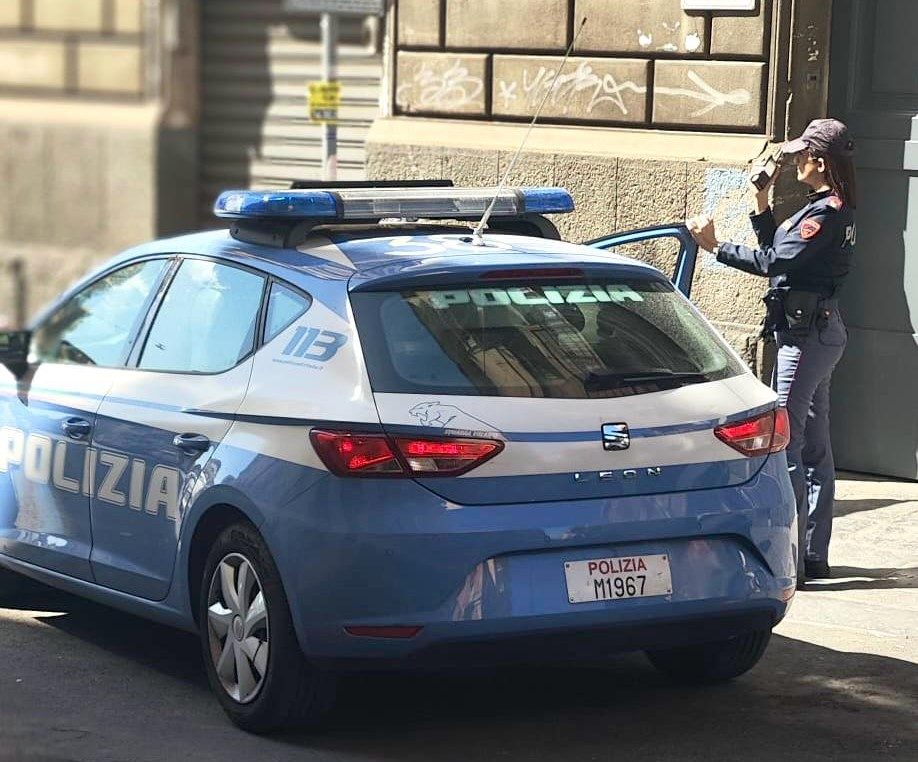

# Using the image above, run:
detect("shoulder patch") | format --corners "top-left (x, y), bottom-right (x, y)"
top-left (800, 218), bottom-right (823, 240)
top-left (826, 195), bottom-right (843, 210)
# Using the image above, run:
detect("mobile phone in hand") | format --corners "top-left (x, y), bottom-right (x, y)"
top-left (750, 155), bottom-right (778, 190)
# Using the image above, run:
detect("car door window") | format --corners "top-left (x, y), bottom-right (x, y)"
top-left (264, 282), bottom-right (312, 343)
top-left (587, 225), bottom-right (699, 298)
top-left (139, 259), bottom-right (265, 373)
top-left (32, 259), bottom-right (167, 367)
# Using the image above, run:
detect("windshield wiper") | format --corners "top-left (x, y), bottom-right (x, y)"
top-left (583, 368), bottom-right (709, 391)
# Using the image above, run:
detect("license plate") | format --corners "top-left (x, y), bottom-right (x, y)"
top-left (564, 554), bottom-right (672, 603)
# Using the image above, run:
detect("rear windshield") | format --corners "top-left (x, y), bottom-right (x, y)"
top-left (352, 278), bottom-right (745, 398)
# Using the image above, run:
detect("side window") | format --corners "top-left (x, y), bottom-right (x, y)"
top-left (598, 236), bottom-right (683, 280)
top-left (139, 259), bottom-right (265, 373)
top-left (32, 259), bottom-right (167, 367)
top-left (264, 282), bottom-right (311, 343)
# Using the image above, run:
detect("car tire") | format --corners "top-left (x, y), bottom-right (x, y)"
top-left (198, 522), bottom-right (336, 733)
top-left (645, 628), bottom-right (771, 684)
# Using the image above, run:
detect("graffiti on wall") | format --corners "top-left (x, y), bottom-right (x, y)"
top-left (397, 58), bottom-right (753, 122)
top-left (494, 62), bottom-right (750, 120)
top-left (396, 60), bottom-right (484, 111)
top-left (496, 61), bottom-right (644, 118)
top-left (656, 71), bottom-right (752, 117)
top-left (702, 167), bottom-right (753, 270)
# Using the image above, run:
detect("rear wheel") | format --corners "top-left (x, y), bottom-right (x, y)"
top-left (645, 628), bottom-right (771, 684)
top-left (198, 522), bottom-right (336, 733)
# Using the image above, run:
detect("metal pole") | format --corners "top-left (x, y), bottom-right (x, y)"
top-left (10, 259), bottom-right (26, 329)
top-left (321, 12), bottom-right (339, 181)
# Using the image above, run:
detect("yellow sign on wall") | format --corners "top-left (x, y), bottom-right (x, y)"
top-left (308, 81), bottom-right (341, 123)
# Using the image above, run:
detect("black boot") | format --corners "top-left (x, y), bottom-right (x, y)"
top-left (804, 560), bottom-right (831, 579)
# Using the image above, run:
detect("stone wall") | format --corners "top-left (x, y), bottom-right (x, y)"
top-left (0, 0), bottom-right (153, 326)
top-left (0, 0), bottom-right (147, 98)
top-left (0, 100), bottom-right (159, 328)
top-left (0, 0), bottom-right (199, 327)
top-left (395, 0), bottom-right (772, 131)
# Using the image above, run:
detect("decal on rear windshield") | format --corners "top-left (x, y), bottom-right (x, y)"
top-left (409, 402), bottom-right (496, 432)
top-left (427, 285), bottom-right (644, 310)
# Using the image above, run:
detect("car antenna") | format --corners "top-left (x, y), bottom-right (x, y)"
top-left (470, 16), bottom-right (588, 247)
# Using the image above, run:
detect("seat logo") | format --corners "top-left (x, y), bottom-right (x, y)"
top-left (602, 423), bottom-right (630, 451)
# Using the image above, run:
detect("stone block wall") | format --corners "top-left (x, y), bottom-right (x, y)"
top-left (0, 100), bottom-right (159, 328)
top-left (395, 0), bottom-right (772, 131)
top-left (0, 0), bottom-right (147, 97)
top-left (0, 1), bottom-right (179, 327)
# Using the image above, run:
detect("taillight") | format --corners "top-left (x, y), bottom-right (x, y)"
top-left (310, 430), bottom-right (503, 477)
top-left (714, 408), bottom-right (790, 457)
top-left (771, 408), bottom-right (791, 451)
top-left (394, 437), bottom-right (502, 475)
top-left (310, 431), bottom-right (402, 476)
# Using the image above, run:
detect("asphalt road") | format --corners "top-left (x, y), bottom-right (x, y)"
top-left (2, 473), bottom-right (916, 762)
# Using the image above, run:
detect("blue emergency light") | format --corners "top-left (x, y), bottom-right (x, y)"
top-left (213, 186), bottom-right (574, 221)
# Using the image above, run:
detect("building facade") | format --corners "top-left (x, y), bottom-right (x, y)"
top-left (0, 0), bottom-right (194, 321)
top-left (0, 0), bottom-right (381, 320)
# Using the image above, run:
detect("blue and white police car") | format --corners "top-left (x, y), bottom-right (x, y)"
top-left (0, 183), bottom-right (796, 732)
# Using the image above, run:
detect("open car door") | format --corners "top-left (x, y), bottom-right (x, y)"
top-left (586, 224), bottom-right (699, 298)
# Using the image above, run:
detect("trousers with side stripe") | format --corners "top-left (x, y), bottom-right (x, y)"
top-left (773, 310), bottom-right (847, 570)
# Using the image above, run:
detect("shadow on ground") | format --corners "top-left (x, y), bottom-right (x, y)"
top-left (801, 565), bottom-right (918, 591)
top-left (833, 497), bottom-right (913, 518)
top-left (2, 575), bottom-right (916, 761)
top-left (0, 576), bottom-right (206, 688)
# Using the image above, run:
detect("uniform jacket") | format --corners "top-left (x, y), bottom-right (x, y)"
top-left (715, 189), bottom-right (856, 297)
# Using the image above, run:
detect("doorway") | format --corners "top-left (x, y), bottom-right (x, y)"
top-left (827, 0), bottom-right (918, 479)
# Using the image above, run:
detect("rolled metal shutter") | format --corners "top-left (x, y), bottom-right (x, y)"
top-left (199, 1), bottom-right (382, 225)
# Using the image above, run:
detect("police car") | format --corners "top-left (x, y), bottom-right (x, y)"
top-left (0, 183), bottom-right (796, 732)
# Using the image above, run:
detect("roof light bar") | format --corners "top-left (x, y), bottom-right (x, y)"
top-left (213, 186), bottom-right (574, 222)
top-left (215, 190), bottom-right (338, 219)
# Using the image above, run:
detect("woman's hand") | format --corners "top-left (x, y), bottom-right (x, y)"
top-left (686, 214), bottom-right (720, 253)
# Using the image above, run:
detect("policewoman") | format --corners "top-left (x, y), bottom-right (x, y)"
top-left (686, 119), bottom-right (858, 582)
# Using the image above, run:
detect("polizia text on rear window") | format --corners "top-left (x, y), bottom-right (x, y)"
top-left (352, 278), bottom-right (745, 399)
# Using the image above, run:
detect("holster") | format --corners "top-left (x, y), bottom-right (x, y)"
top-left (782, 291), bottom-right (821, 332)
top-left (761, 289), bottom-right (786, 335)
top-left (761, 289), bottom-right (821, 335)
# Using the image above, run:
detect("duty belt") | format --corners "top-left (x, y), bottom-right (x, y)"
top-left (762, 290), bottom-right (838, 335)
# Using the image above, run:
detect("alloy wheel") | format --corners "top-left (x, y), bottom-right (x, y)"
top-left (206, 553), bottom-right (270, 703)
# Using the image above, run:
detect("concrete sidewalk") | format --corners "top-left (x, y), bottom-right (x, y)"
top-left (776, 471), bottom-right (917, 663)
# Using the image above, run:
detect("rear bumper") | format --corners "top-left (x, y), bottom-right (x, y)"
top-left (314, 601), bottom-right (781, 670)
top-left (256, 453), bottom-right (796, 663)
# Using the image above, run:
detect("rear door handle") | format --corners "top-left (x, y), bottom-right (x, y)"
top-left (172, 433), bottom-right (211, 454)
top-left (61, 417), bottom-right (92, 441)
